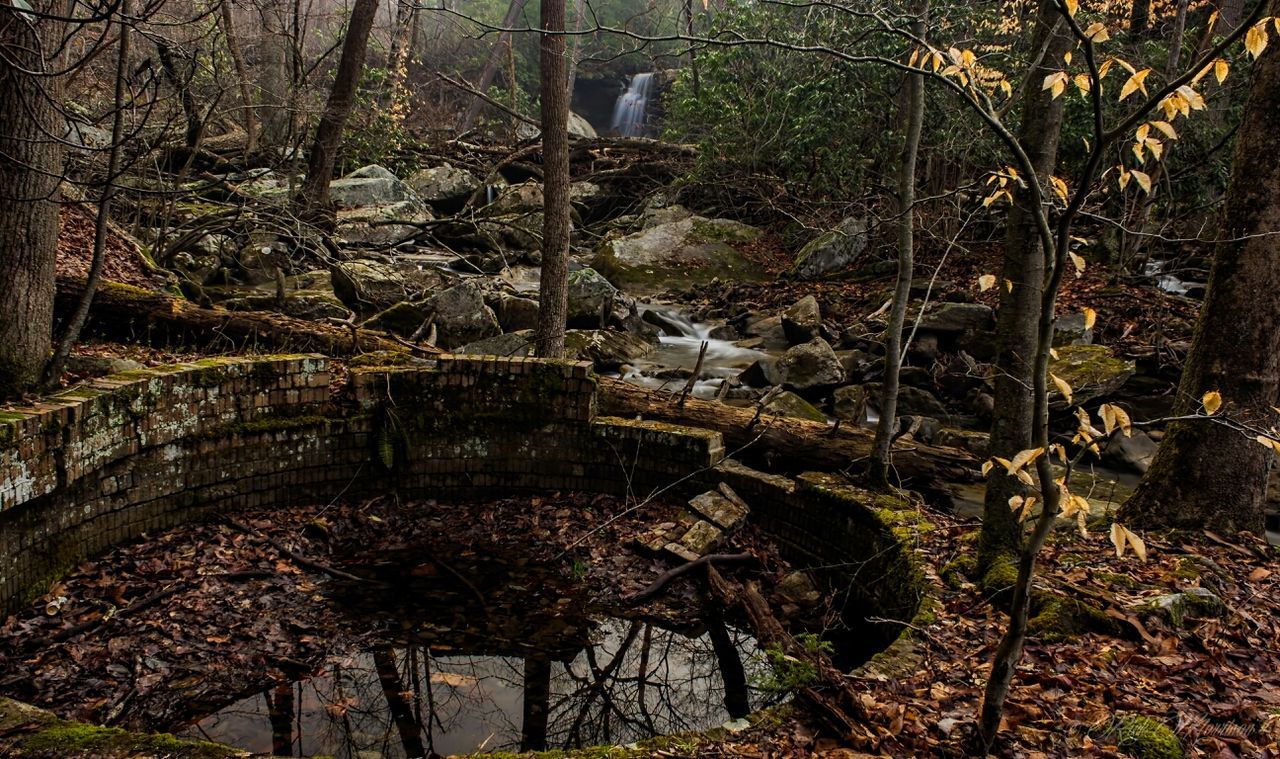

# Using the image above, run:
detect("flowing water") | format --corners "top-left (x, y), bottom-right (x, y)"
top-left (620, 305), bottom-right (768, 399)
top-left (610, 73), bottom-right (655, 138)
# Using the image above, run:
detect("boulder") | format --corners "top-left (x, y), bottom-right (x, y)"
top-left (642, 308), bottom-right (692, 337)
top-left (328, 165), bottom-right (417, 209)
top-left (330, 259), bottom-right (412, 311)
top-left (1049, 344), bottom-right (1136, 406)
top-left (763, 390), bottom-right (827, 423)
top-left (917, 302), bottom-right (995, 333)
top-left (591, 215), bottom-right (765, 294)
top-left (171, 250), bottom-right (223, 286)
top-left (406, 164), bottom-right (481, 209)
top-left (1102, 428), bottom-right (1158, 473)
top-left (566, 267), bottom-right (632, 328)
top-left (741, 314), bottom-right (789, 349)
top-left (563, 329), bottom-right (659, 368)
top-left (1136, 587), bottom-right (1225, 628)
top-left (335, 199), bottom-right (432, 246)
top-left (364, 301), bottom-right (428, 337)
top-left (568, 111), bottom-right (598, 139)
top-left (833, 385), bottom-right (868, 422)
top-left (422, 281), bottom-right (502, 349)
top-left (457, 331), bottom-right (537, 358)
top-left (737, 357), bottom-right (782, 388)
top-left (777, 338), bottom-right (844, 394)
top-left (781, 295), bottom-right (823, 345)
top-left (835, 349), bottom-right (876, 382)
top-left (487, 182), bottom-right (544, 214)
top-left (789, 217), bottom-right (868, 279)
top-left (220, 291), bottom-right (351, 321)
top-left (1053, 313), bottom-right (1094, 346)
top-left (492, 293), bottom-right (541, 332)
top-left (861, 382), bottom-right (948, 418)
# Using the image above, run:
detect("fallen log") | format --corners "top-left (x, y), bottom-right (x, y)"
top-left (597, 377), bottom-right (977, 483)
top-left (55, 277), bottom-right (423, 358)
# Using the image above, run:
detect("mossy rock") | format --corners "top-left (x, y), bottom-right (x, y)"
top-left (940, 554), bottom-right (978, 589)
top-left (981, 553), bottom-right (1020, 600)
top-left (0, 697), bottom-right (235, 758)
top-left (1027, 592), bottom-right (1122, 641)
top-left (1048, 344), bottom-right (1135, 406)
top-left (1135, 587), bottom-right (1225, 628)
top-left (590, 215), bottom-right (767, 295)
top-left (1106, 713), bottom-right (1184, 759)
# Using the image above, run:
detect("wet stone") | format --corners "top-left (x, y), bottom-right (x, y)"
top-left (676, 520), bottom-right (724, 557)
top-left (688, 491), bottom-right (749, 532)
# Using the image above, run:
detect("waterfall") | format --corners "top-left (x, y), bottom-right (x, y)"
top-left (610, 73), bottom-right (654, 138)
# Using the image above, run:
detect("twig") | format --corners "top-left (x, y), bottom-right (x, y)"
top-left (224, 518), bottom-right (376, 584)
top-left (626, 553), bottom-right (755, 604)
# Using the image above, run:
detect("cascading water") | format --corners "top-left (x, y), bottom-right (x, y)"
top-left (610, 73), bottom-right (654, 138)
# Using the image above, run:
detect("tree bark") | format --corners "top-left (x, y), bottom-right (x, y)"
top-left (0, 2), bottom-right (63, 398)
top-left (978, 2), bottom-right (1071, 569)
top-left (44, 0), bottom-right (133, 388)
top-left (220, 0), bottom-right (258, 154)
top-left (1118, 30), bottom-right (1280, 536)
top-left (870, 0), bottom-right (927, 485)
top-left (533, 0), bottom-right (570, 359)
top-left (1130, 0), bottom-right (1152, 35)
top-left (296, 0), bottom-right (379, 219)
top-left (457, 0), bottom-right (531, 132)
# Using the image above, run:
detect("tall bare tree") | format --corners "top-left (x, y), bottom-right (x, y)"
top-left (458, 0), bottom-right (531, 132)
top-left (296, 0), bottom-right (380, 218)
top-left (533, 0), bottom-right (570, 358)
top-left (0, 0), bottom-right (63, 398)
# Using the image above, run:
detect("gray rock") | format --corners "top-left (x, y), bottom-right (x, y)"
top-left (331, 259), bottom-right (412, 311)
top-left (778, 338), bottom-right (844, 394)
top-left (763, 390), bottom-right (827, 423)
top-left (741, 314), bottom-right (789, 350)
top-left (1102, 429), bottom-right (1158, 473)
top-left (335, 199), bottom-right (432, 246)
top-left (933, 427), bottom-right (990, 457)
top-left (737, 357), bottom-right (782, 388)
top-left (422, 281), bottom-right (502, 349)
top-left (642, 308), bottom-right (691, 337)
top-left (862, 382), bottom-right (948, 418)
top-left (1137, 587), bottom-right (1225, 627)
top-left (673, 520), bottom-right (723, 557)
top-left (835, 349), bottom-right (875, 382)
top-left (563, 329), bottom-right (658, 368)
top-left (406, 164), bottom-right (481, 207)
top-left (457, 331), bottom-right (536, 357)
top-left (328, 165), bottom-right (417, 209)
top-left (833, 385), bottom-right (868, 423)
top-left (687, 491), bottom-right (749, 531)
top-left (566, 267), bottom-right (632, 328)
top-left (918, 302), bottom-right (995, 333)
top-left (789, 217), bottom-right (868, 279)
top-left (775, 571), bottom-right (821, 606)
top-left (487, 182), bottom-right (544, 214)
top-left (171, 251), bottom-right (223, 286)
top-left (1049, 344), bottom-right (1136, 406)
top-left (592, 215), bottom-right (765, 295)
top-left (363, 301), bottom-right (429, 337)
top-left (707, 324), bottom-right (739, 340)
top-left (493, 294), bottom-right (540, 332)
top-left (1054, 313), bottom-right (1095, 346)
top-left (781, 295), bottom-right (823, 345)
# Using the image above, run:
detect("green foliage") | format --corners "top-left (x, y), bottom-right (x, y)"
top-left (750, 633), bottom-right (832, 695)
top-left (341, 65), bottom-right (415, 175)
top-left (1104, 714), bottom-right (1185, 759)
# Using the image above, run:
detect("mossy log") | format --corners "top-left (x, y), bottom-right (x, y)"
top-left (596, 377), bottom-right (978, 484)
top-left (55, 276), bottom-right (420, 357)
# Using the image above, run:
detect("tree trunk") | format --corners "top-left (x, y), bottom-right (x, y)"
top-left (533, 0), bottom-right (570, 359)
top-left (220, 0), bottom-right (258, 154)
top-left (870, 0), bottom-right (927, 485)
top-left (0, 3), bottom-right (63, 398)
top-left (1130, 0), bottom-right (1152, 35)
top-left (457, 0), bottom-right (531, 132)
top-left (979, 2), bottom-right (1071, 569)
top-left (44, 0), bottom-right (133, 388)
top-left (565, 0), bottom-right (587, 104)
top-left (1118, 33), bottom-right (1280, 536)
top-left (295, 0), bottom-right (379, 219)
top-left (156, 40), bottom-right (202, 149)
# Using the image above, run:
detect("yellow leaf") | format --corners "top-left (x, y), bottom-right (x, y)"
top-left (1063, 0), bottom-right (1078, 16)
top-left (1214, 58), bottom-right (1230, 84)
top-left (1151, 120), bottom-right (1178, 139)
top-left (981, 459), bottom-right (995, 476)
top-left (1000, 79), bottom-right (1013, 97)
top-left (1136, 123), bottom-right (1150, 141)
top-left (1051, 175), bottom-right (1070, 202)
top-left (1082, 307), bottom-right (1097, 329)
top-left (1074, 73), bottom-right (1092, 95)
top-left (1112, 405), bottom-right (1133, 436)
top-left (1098, 59), bottom-right (1114, 79)
top-left (1064, 51), bottom-right (1073, 65)
top-left (1085, 22), bottom-right (1110, 42)
top-left (1016, 469), bottom-right (1036, 486)
top-left (1051, 373), bottom-right (1074, 404)
top-left (1146, 137), bottom-right (1163, 160)
top-left (1202, 390), bottom-right (1222, 415)
top-left (1005, 278), bottom-right (1014, 293)
top-left (1255, 434), bottom-right (1280, 454)
top-left (1245, 23), bottom-right (1269, 59)
top-left (1006, 446), bottom-right (1045, 474)
top-left (1111, 522), bottom-right (1127, 558)
top-left (978, 274), bottom-right (997, 292)
top-left (1119, 68), bottom-right (1152, 101)
top-left (1118, 169), bottom-right (1131, 190)
top-left (1050, 347), bottom-right (1059, 360)
top-left (1068, 250), bottom-right (1086, 277)
top-left (1043, 71), bottom-right (1068, 99)
top-left (1176, 85), bottom-right (1206, 110)
top-left (1051, 443), bottom-right (1068, 462)
top-left (1100, 403), bottom-right (1117, 436)
top-left (1131, 169), bottom-right (1152, 193)
top-left (1127, 528), bottom-right (1147, 561)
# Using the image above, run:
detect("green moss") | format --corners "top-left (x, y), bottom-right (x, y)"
top-left (347, 350), bottom-right (416, 368)
top-left (1094, 570), bottom-right (1144, 590)
top-left (941, 555), bottom-right (978, 589)
top-left (982, 553), bottom-right (1019, 599)
top-left (1170, 557), bottom-right (1202, 581)
top-left (1107, 714), bottom-right (1184, 759)
top-left (99, 280), bottom-right (160, 301)
top-left (1027, 593), bottom-right (1118, 641)
top-left (18, 723), bottom-right (231, 758)
top-left (198, 415), bottom-right (331, 439)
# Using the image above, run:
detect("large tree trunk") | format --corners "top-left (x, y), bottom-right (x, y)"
top-left (978, 2), bottom-right (1071, 569)
top-left (0, 3), bottom-right (63, 398)
top-left (457, 0), bottom-right (531, 132)
top-left (533, 0), bottom-right (570, 358)
top-left (870, 0), bottom-right (927, 485)
top-left (1118, 34), bottom-right (1280, 536)
top-left (295, 0), bottom-right (379, 218)
top-left (220, 0), bottom-right (258, 155)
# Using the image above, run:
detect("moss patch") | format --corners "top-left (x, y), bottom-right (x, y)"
top-left (0, 698), bottom-right (235, 758)
top-left (1106, 714), bottom-right (1184, 759)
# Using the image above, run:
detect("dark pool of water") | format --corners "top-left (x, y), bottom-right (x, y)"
top-left (177, 551), bottom-right (769, 757)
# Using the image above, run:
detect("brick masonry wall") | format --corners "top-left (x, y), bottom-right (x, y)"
top-left (0, 353), bottom-right (919, 630)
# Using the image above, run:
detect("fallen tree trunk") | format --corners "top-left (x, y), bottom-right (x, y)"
top-left (597, 377), bottom-right (977, 483)
top-left (55, 276), bottom-right (419, 357)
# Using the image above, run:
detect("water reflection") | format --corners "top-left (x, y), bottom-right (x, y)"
top-left (181, 617), bottom-right (764, 758)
